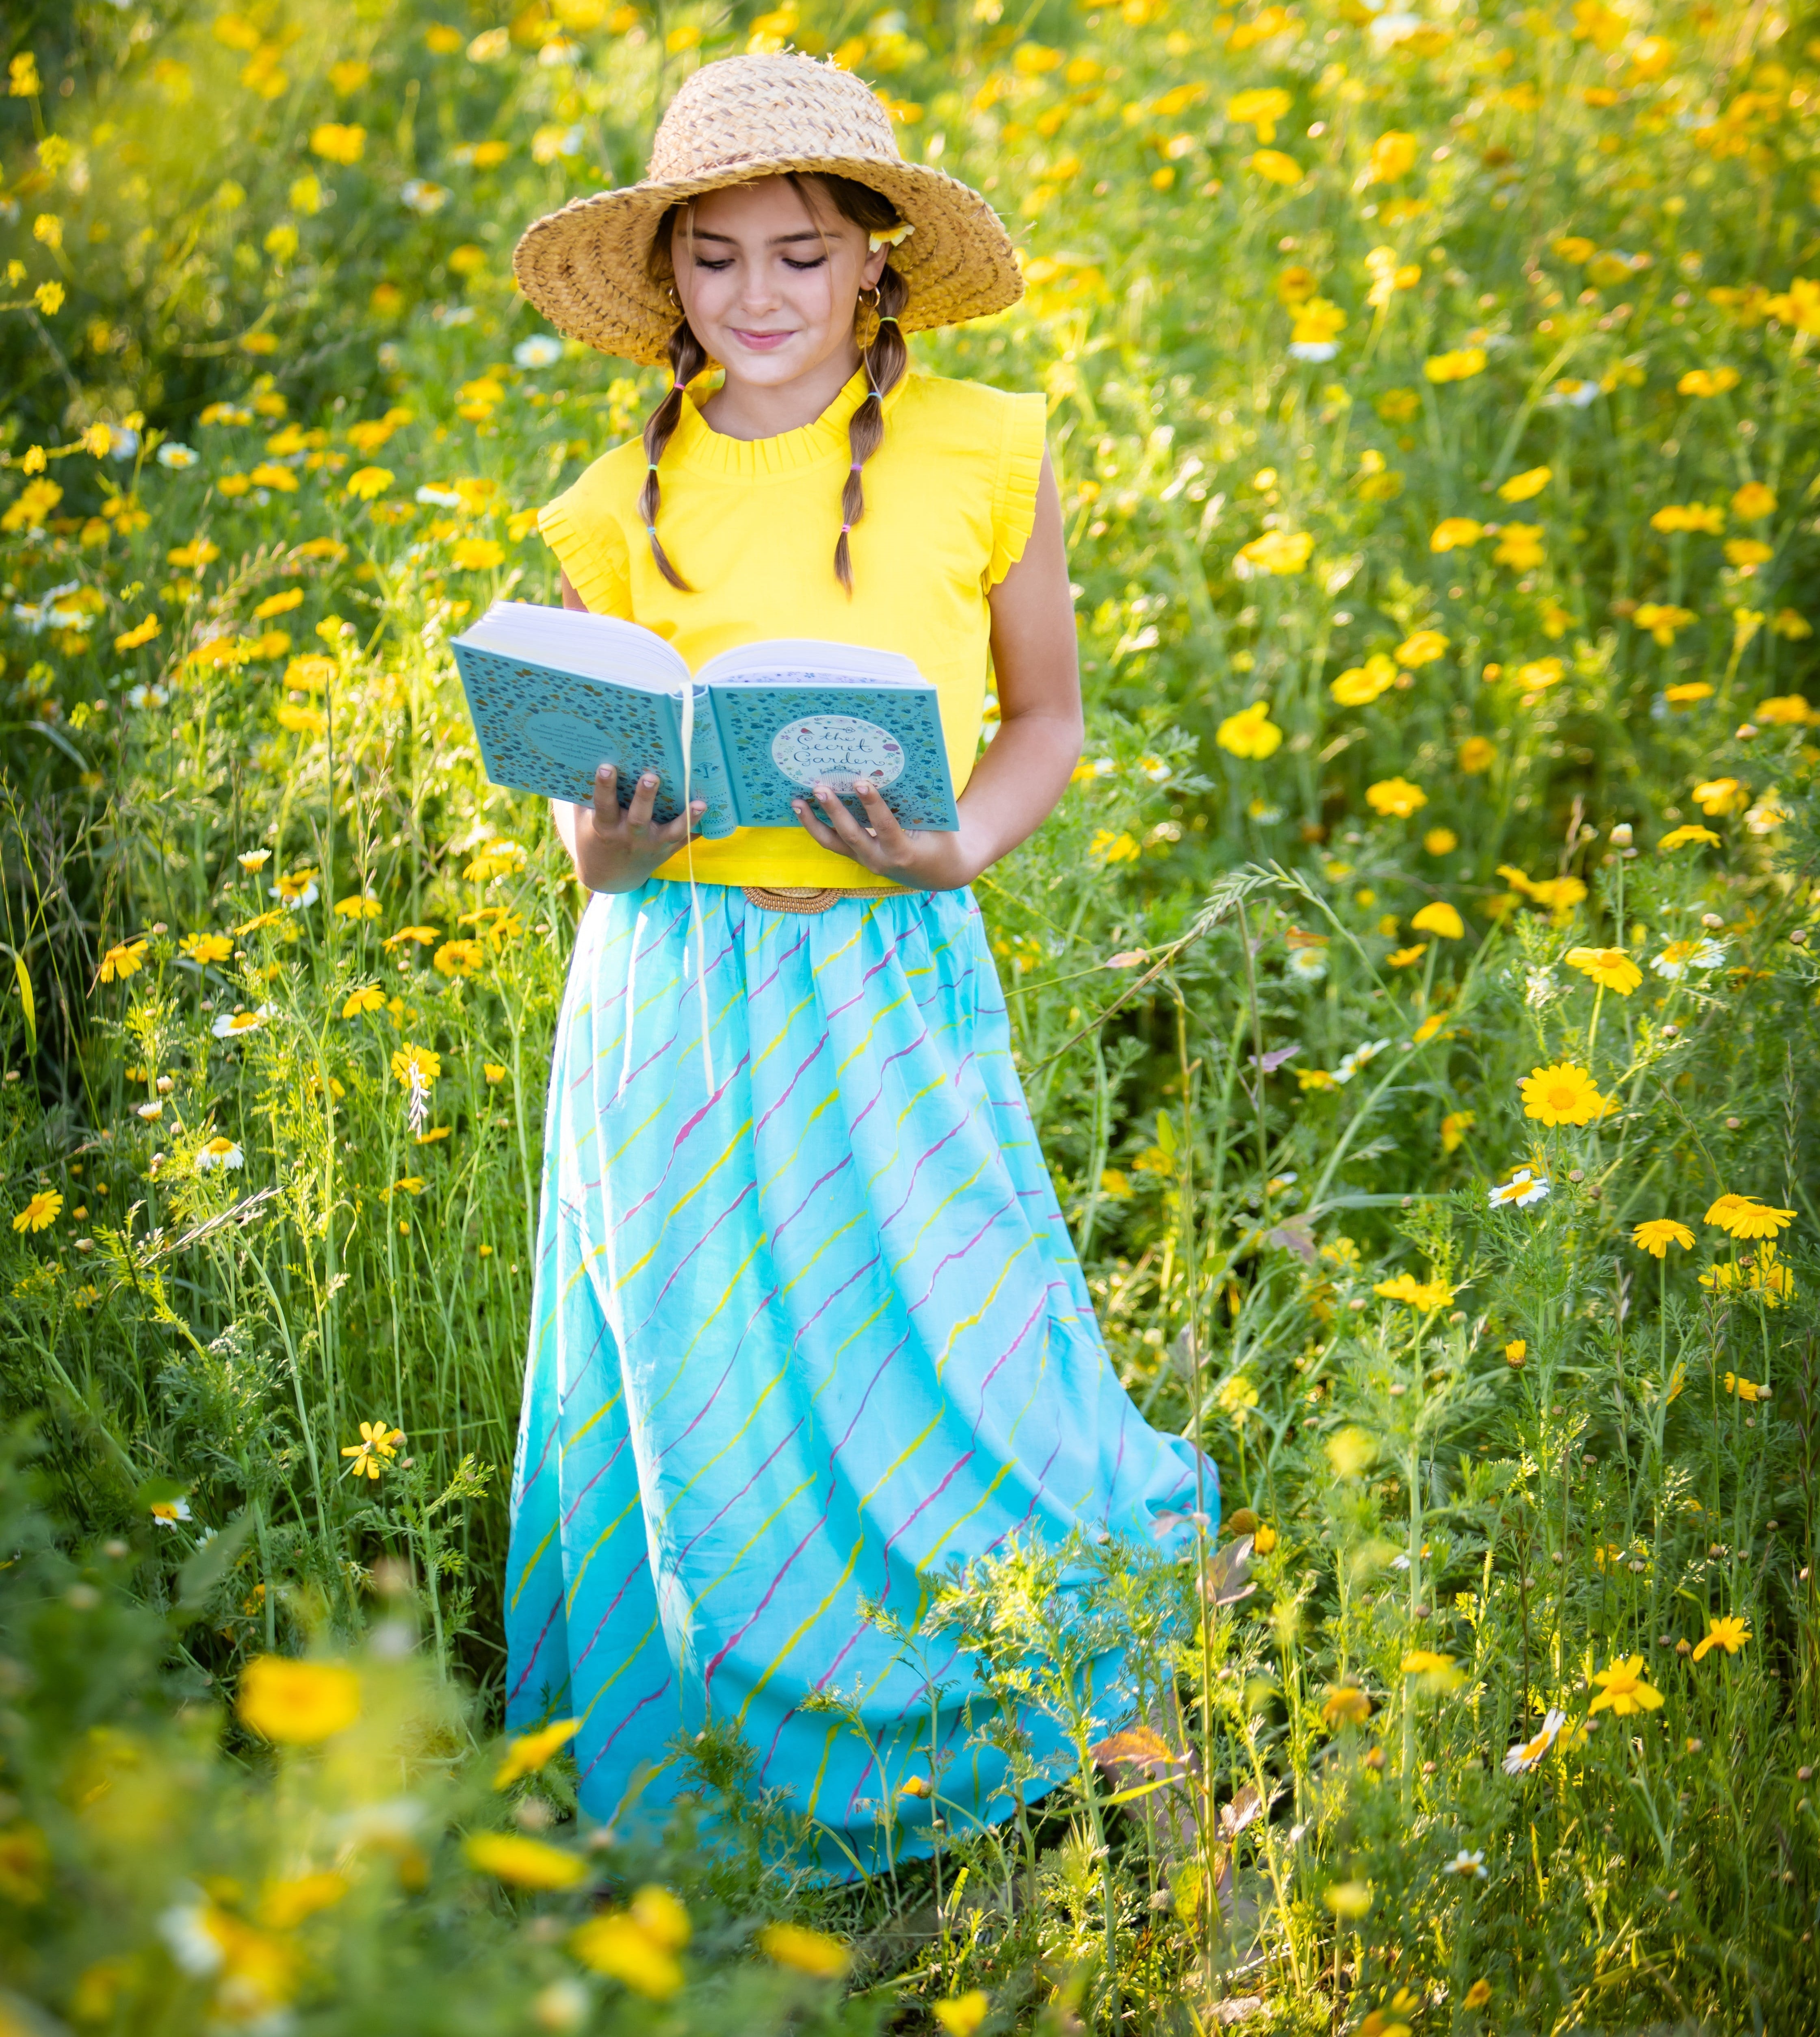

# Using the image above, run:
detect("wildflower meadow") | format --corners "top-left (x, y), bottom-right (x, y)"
top-left (2, 0), bottom-right (1818, 2030)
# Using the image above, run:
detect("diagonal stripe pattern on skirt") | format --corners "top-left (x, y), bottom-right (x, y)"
top-left (505, 880), bottom-right (1212, 1873)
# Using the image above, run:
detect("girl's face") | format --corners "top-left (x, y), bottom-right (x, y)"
top-left (669, 178), bottom-right (887, 391)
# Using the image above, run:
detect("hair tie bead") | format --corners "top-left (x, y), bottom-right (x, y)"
top-left (876, 313), bottom-right (900, 326)
top-left (840, 522), bottom-right (852, 535)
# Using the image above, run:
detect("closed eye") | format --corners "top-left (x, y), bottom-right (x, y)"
top-left (782, 254), bottom-right (828, 270)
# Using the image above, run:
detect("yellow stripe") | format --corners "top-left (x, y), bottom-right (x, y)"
top-left (934, 1237), bottom-right (1035, 1380)
top-left (737, 1531), bottom-right (865, 1721)
top-left (688, 1472), bottom-right (818, 1613)
top-left (617, 1116), bottom-right (754, 1287)
top-left (566, 1493), bottom-right (644, 1612)
top-left (506, 1524), bottom-right (557, 1614)
top-left (857, 1412), bottom-right (942, 1512)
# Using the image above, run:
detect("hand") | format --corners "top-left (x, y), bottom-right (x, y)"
top-left (567, 765), bottom-right (705, 894)
top-left (789, 779), bottom-right (982, 891)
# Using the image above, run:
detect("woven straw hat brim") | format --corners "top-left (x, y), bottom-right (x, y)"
top-left (514, 155), bottom-right (1023, 366)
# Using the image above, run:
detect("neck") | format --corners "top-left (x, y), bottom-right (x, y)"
top-left (698, 340), bottom-right (865, 442)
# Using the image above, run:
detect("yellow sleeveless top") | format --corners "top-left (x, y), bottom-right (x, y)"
top-left (537, 367), bottom-right (1046, 889)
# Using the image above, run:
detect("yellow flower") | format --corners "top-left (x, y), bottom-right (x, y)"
top-left (1366, 129), bottom-right (1419, 181)
top-left (1659, 824), bottom-right (1721, 849)
top-left (1564, 947), bottom-right (1641, 995)
top-left (1677, 367), bottom-right (1740, 397)
top-left (1458, 735), bottom-right (1495, 774)
top-left (433, 938), bottom-right (485, 977)
top-left (392, 1043), bottom-right (442, 1088)
top-left (758, 1923), bottom-right (850, 1976)
top-left (1492, 522), bottom-right (1545, 569)
top-left (1217, 700), bottom-right (1283, 758)
top-left (1504, 1339), bottom-right (1526, 1365)
top-left (13, 1190), bottom-right (63, 1233)
top-left (1704, 1244), bottom-right (1796, 1307)
top-left (1703, 1194), bottom-right (1795, 1240)
top-left (1276, 263), bottom-right (1319, 306)
top-left (1323, 1880), bottom-right (1372, 1919)
top-left (1519, 1062), bottom-right (1610, 1127)
top-left (114, 613), bottom-right (160, 652)
top-left (1514, 657), bottom-right (1564, 691)
top-left (1374, 1271), bottom-right (1455, 1310)
top-left (1691, 1615), bottom-right (1751, 1662)
top-left (1632, 602), bottom-right (1697, 646)
top-left (345, 465), bottom-right (394, 502)
top-left (342, 986), bottom-right (387, 1018)
top-left (483, 1062), bottom-right (508, 1084)
top-left (1326, 1426), bottom-right (1376, 1476)
top-left (180, 932), bottom-right (233, 966)
top-left (1425, 349), bottom-right (1487, 385)
top-left (1395, 628), bottom-right (1448, 667)
top-left (335, 894), bottom-right (384, 918)
top-left (1723, 1370), bottom-right (1765, 1402)
top-left (1754, 695), bottom-right (1813, 726)
top-left (1331, 654), bottom-right (1398, 706)
top-left (1499, 466), bottom-right (1551, 502)
top-left (1441, 1110), bottom-right (1475, 1154)
top-left (1401, 1649), bottom-right (1454, 1675)
top-left (1088, 829), bottom-right (1141, 865)
top-left (463, 1832), bottom-right (588, 1890)
top-left (570, 1912), bottom-right (685, 2000)
top-left (1664, 681), bottom-right (1715, 706)
top-left (1410, 901), bottom-right (1464, 939)
top-left (1290, 297), bottom-right (1347, 348)
top-left (1365, 777), bottom-right (1427, 818)
top-left (1464, 1980), bottom-right (1492, 2009)
top-left (310, 121), bottom-right (366, 164)
top-left (1321, 1685), bottom-right (1372, 1726)
top-left (1587, 1655), bottom-right (1663, 1716)
top-left (253, 588), bottom-right (304, 621)
top-left (934, 1993), bottom-right (992, 2037)
top-left (1651, 502), bottom-right (1725, 535)
top-left (340, 1417), bottom-right (405, 1480)
top-left (1632, 1219), bottom-right (1694, 1257)
top-left (259, 1870), bottom-right (350, 1929)
top-left (1246, 148), bottom-right (1304, 185)
top-left (1236, 529), bottom-right (1313, 575)
top-left (1765, 277), bottom-right (1820, 333)
top-left (1423, 828), bottom-right (1458, 856)
top-left (98, 940), bottom-right (148, 984)
top-left (384, 924), bottom-right (441, 948)
top-left (450, 538), bottom-right (506, 571)
top-left (492, 1719), bottom-right (582, 1790)
top-left (1387, 944), bottom-right (1427, 968)
top-left (1731, 481), bottom-right (1777, 520)
top-left (236, 1656), bottom-right (362, 1743)
top-left (1692, 778), bottom-right (1747, 816)
top-left (1429, 517), bottom-right (1484, 551)
top-left (1228, 87), bottom-right (1293, 141)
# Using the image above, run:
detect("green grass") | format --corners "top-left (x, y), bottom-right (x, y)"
top-left (1, 0), bottom-right (1818, 2029)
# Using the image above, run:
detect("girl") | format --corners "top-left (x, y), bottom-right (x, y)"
top-left (505, 52), bottom-right (1213, 1874)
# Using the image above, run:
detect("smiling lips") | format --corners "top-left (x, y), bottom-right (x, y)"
top-left (729, 327), bottom-right (796, 351)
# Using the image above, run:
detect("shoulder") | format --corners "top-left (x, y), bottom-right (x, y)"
top-left (544, 435), bottom-right (648, 524)
top-left (894, 371), bottom-right (1045, 445)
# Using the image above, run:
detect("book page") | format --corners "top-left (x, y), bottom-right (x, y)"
top-left (696, 637), bottom-right (924, 689)
top-left (463, 602), bottom-right (690, 694)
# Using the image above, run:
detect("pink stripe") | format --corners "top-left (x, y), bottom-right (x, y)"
top-left (506, 1596), bottom-right (566, 1706)
top-left (907, 1196), bottom-right (1016, 1311)
top-left (880, 1450), bottom-right (975, 1561)
top-left (574, 1552), bottom-right (659, 1671)
top-left (561, 1433), bottom-right (628, 1526)
top-left (753, 1033), bottom-right (829, 1137)
top-left (633, 1179), bottom-right (757, 1332)
top-left (701, 1508), bottom-right (827, 1695)
top-left (654, 1284), bottom-right (780, 1462)
top-left (769, 1153), bottom-right (852, 1244)
top-left (673, 1419), bottom-right (804, 1565)
top-left (878, 1120), bottom-right (965, 1230)
top-left (582, 1679), bottom-right (673, 1777)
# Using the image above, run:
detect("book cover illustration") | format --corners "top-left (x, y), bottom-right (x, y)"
top-left (716, 683), bottom-right (957, 830)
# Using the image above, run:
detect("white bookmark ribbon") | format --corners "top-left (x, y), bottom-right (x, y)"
top-left (676, 683), bottom-right (715, 1095)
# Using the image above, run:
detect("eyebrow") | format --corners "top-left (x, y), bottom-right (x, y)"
top-left (687, 228), bottom-right (828, 246)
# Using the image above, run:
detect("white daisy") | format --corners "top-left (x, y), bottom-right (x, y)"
top-left (1503, 1707), bottom-right (1567, 1775)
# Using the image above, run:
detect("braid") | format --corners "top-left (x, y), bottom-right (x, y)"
top-left (834, 261), bottom-right (909, 595)
top-left (638, 316), bottom-right (708, 592)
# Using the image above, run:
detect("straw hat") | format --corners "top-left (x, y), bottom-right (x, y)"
top-left (513, 53), bottom-right (1023, 364)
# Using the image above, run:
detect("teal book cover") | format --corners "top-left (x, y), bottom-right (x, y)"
top-left (452, 604), bottom-right (959, 834)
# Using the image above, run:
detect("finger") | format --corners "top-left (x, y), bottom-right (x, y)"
top-left (625, 770), bottom-right (661, 829)
top-left (849, 779), bottom-right (908, 847)
top-left (810, 782), bottom-right (876, 851)
top-left (790, 796), bottom-right (858, 860)
top-left (653, 800), bottom-right (708, 846)
top-left (591, 763), bottom-right (619, 829)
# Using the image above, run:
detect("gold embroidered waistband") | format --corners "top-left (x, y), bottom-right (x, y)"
top-left (741, 884), bottom-right (912, 915)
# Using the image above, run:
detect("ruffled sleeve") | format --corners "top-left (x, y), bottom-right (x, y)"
top-left (537, 462), bottom-right (633, 619)
top-left (986, 389), bottom-right (1048, 588)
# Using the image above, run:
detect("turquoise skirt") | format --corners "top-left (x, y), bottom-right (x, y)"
top-left (504, 880), bottom-right (1212, 1873)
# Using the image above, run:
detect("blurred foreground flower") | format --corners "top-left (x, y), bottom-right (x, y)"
top-left (1323, 1880), bottom-right (1372, 1919)
top-left (463, 1832), bottom-right (588, 1890)
top-left (237, 1656), bottom-right (362, 1743)
top-left (758, 1922), bottom-right (850, 1976)
top-left (494, 1717), bottom-right (581, 1789)
top-left (1365, 776), bottom-right (1426, 817)
top-left (1564, 947), bottom-right (1640, 994)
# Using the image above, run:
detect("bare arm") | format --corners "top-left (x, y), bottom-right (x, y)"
top-left (790, 448), bottom-right (1083, 889)
top-left (550, 570), bottom-right (706, 893)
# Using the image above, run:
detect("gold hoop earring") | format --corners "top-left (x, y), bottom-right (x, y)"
top-left (859, 284), bottom-right (881, 309)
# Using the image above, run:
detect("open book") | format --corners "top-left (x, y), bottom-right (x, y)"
top-left (451, 602), bottom-right (959, 836)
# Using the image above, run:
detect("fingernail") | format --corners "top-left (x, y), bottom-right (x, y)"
top-left (641, 774), bottom-right (656, 788)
